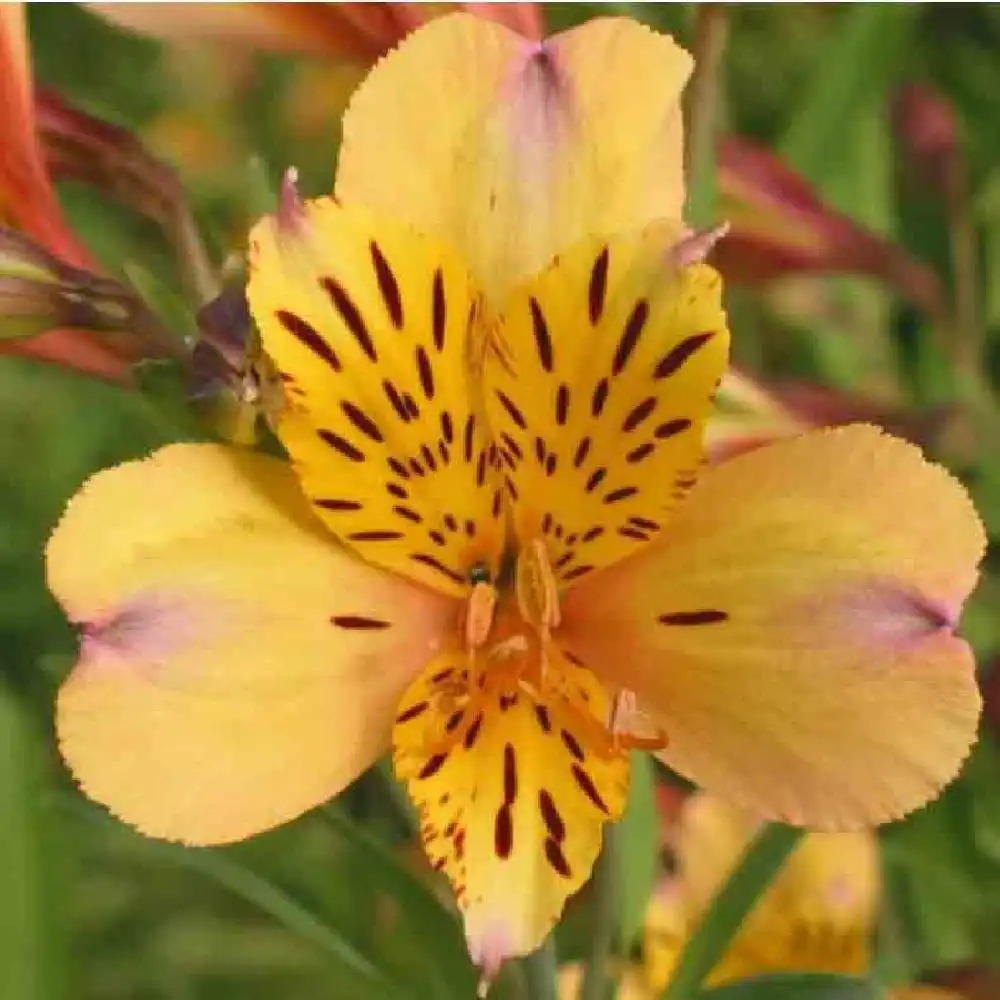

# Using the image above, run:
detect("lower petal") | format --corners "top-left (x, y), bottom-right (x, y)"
top-left (49, 443), bottom-right (457, 844)
top-left (562, 425), bottom-right (984, 828)
top-left (392, 641), bottom-right (629, 977)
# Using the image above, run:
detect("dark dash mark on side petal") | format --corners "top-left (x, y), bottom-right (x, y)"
top-left (658, 609), bottom-right (729, 626)
top-left (331, 615), bottom-right (391, 630)
top-left (432, 269), bottom-right (446, 350)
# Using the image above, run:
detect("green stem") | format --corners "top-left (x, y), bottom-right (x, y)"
top-left (660, 823), bottom-right (804, 1000)
top-left (684, 4), bottom-right (729, 227)
top-left (580, 827), bottom-right (619, 1000)
top-left (522, 936), bottom-right (557, 1000)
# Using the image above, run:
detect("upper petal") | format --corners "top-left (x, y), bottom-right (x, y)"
top-left (483, 225), bottom-right (729, 583)
top-left (562, 425), bottom-right (984, 828)
top-left (247, 197), bottom-right (507, 597)
top-left (49, 443), bottom-right (457, 844)
top-left (336, 14), bottom-right (692, 299)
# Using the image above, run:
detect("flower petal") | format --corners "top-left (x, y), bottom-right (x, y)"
top-left (49, 443), bottom-right (457, 844)
top-left (336, 14), bottom-right (692, 299)
top-left (484, 226), bottom-right (729, 584)
top-left (392, 646), bottom-right (628, 975)
top-left (562, 425), bottom-right (984, 828)
top-left (247, 197), bottom-right (506, 597)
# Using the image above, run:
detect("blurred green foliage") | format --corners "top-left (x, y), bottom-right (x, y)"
top-left (5, 4), bottom-right (1000, 1000)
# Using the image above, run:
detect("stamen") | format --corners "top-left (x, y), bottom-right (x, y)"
top-left (515, 537), bottom-right (561, 631)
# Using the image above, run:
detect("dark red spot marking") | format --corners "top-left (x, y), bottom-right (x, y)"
top-left (622, 396), bottom-right (657, 433)
top-left (348, 529), bottom-right (404, 542)
top-left (627, 442), bottom-right (655, 464)
top-left (393, 505), bottom-right (422, 523)
top-left (505, 476), bottom-right (519, 501)
top-left (503, 743), bottom-right (517, 803)
top-left (445, 710), bottom-right (464, 733)
top-left (555, 384), bottom-right (570, 425)
top-left (319, 429), bottom-right (364, 462)
top-left (428, 530), bottom-right (446, 547)
top-left (605, 486), bottom-right (638, 504)
top-left (613, 299), bottom-right (649, 375)
top-left (495, 390), bottom-right (527, 429)
top-left (554, 552), bottom-right (574, 569)
top-left (501, 433), bottom-right (523, 461)
top-left (618, 527), bottom-right (648, 541)
top-left (396, 701), bottom-right (428, 723)
top-left (562, 564), bottom-right (594, 581)
top-left (560, 729), bottom-right (585, 762)
top-left (440, 411), bottom-right (454, 444)
top-left (585, 467), bottom-right (607, 493)
top-left (589, 246), bottom-right (609, 324)
top-left (654, 332), bottom-right (714, 379)
top-left (572, 763), bottom-right (609, 814)
top-left (403, 393), bottom-right (420, 419)
top-left (629, 516), bottom-right (660, 531)
top-left (415, 346), bottom-right (435, 400)
top-left (409, 458), bottom-right (426, 477)
top-left (388, 456), bottom-right (410, 479)
top-left (419, 753), bottom-right (448, 780)
top-left (465, 519), bottom-right (476, 537)
top-left (529, 297), bottom-right (554, 372)
top-left (370, 241), bottom-right (403, 328)
top-left (383, 379), bottom-right (410, 422)
top-left (411, 553), bottom-right (465, 585)
top-left (463, 415), bottom-right (475, 462)
top-left (495, 805), bottom-right (513, 858)
top-left (545, 453), bottom-right (557, 476)
top-left (432, 269), bottom-right (446, 350)
top-left (444, 513), bottom-right (458, 532)
top-left (320, 276), bottom-right (376, 361)
top-left (464, 713), bottom-right (484, 749)
top-left (315, 498), bottom-right (362, 512)
top-left (476, 450), bottom-right (487, 487)
top-left (574, 437), bottom-right (591, 468)
top-left (341, 400), bottom-right (383, 442)
top-left (276, 310), bottom-right (341, 371)
top-left (544, 838), bottom-right (572, 878)
top-left (387, 482), bottom-right (408, 499)
top-left (331, 615), bottom-right (391, 630)
top-left (581, 526), bottom-right (604, 542)
top-left (591, 378), bottom-right (609, 417)
top-left (534, 705), bottom-right (551, 733)
top-left (539, 790), bottom-right (566, 842)
top-left (420, 443), bottom-right (437, 472)
top-left (655, 417), bottom-right (692, 439)
top-left (659, 609), bottom-right (729, 625)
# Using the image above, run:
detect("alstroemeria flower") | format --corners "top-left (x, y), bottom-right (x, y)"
top-left (625, 793), bottom-right (962, 1000)
top-left (48, 14), bottom-right (983, 979)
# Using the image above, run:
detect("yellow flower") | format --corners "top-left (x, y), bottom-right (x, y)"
top-left (561, 792), bottom-right (958, 1000)
top-left (47, 13), bottom-right (983, 982)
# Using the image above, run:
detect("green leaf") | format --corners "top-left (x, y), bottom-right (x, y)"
top-left (660, 824), bottom-right (804, 1000)
top-left (696, 973), bottom-right (879, 1000)
top-left (617, 753), bottom-right (660, 951)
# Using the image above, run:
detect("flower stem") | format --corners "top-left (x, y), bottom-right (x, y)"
top-left (523, 936), bottom-right (557, 1000)
top-left (684, 4), bottom-right (729, 228)
top-left (580, 827), bottom-right (618, 1000)
top-left (660, 822), bottom-right (804, 1000)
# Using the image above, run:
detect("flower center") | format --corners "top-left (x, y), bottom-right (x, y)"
top-left (417, 538), bottom-right (667, 760)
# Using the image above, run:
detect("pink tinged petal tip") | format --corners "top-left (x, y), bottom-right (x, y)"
top-left (670, 222), bottom-right (730, 269)
top-left (797, 577), bottom-right (957, 649)
top-left (278, 166), bottom-right (306, 233)
top-left (470, 920), bottom-right (516, 997)
top-left (77, 593), bottom-right (222, 672)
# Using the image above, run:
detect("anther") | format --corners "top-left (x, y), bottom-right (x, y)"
top-left (515, 538), bottom-right (561, 633)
